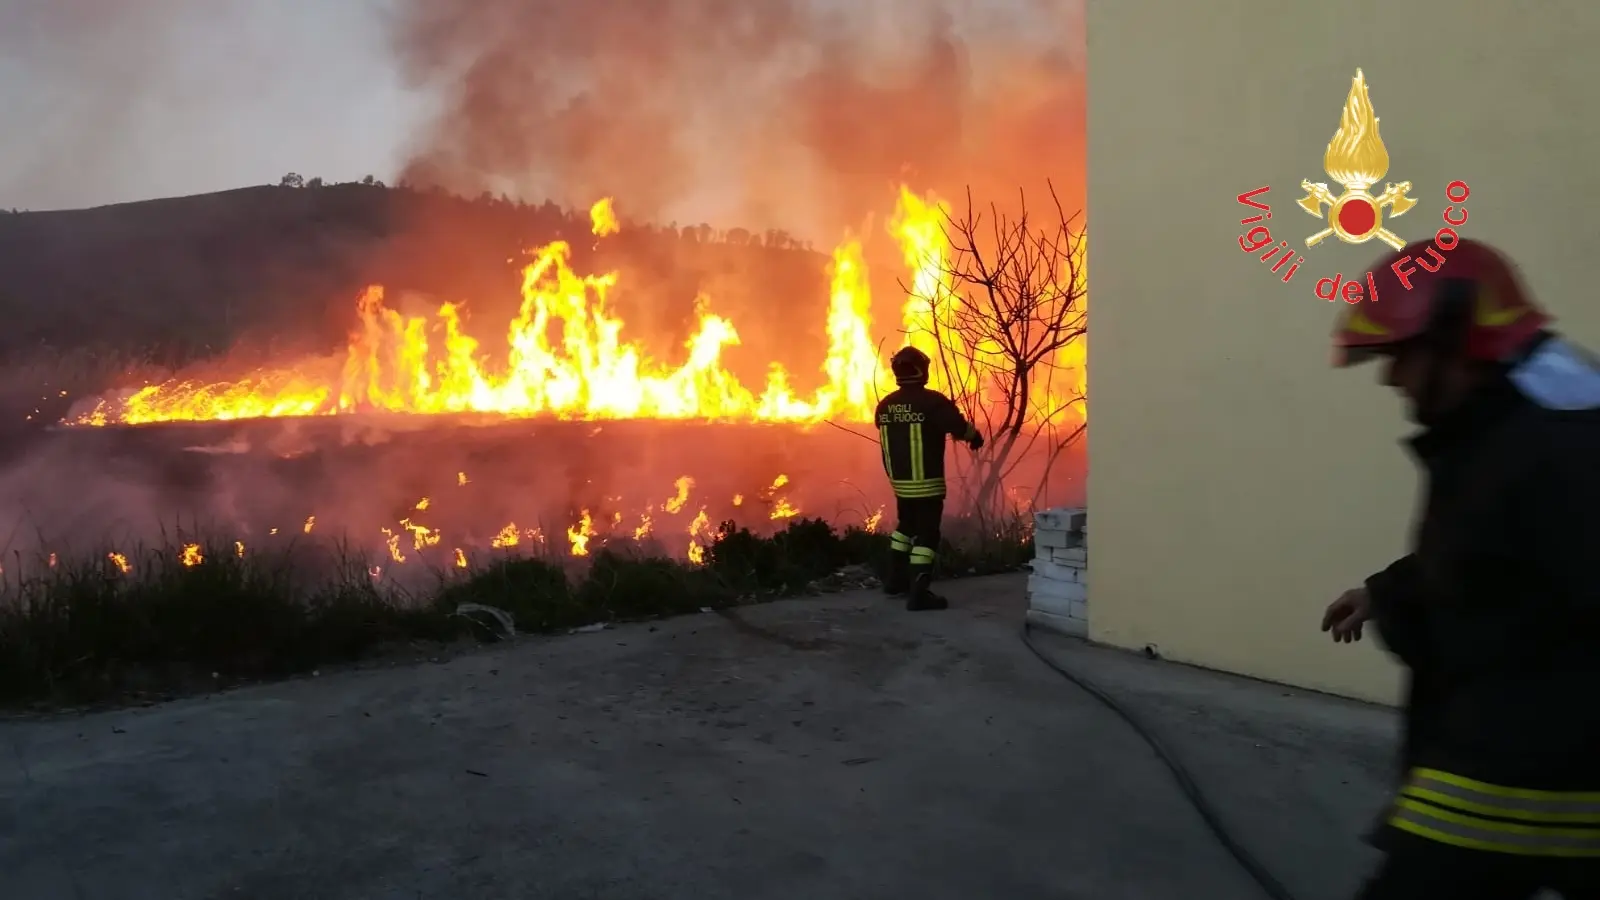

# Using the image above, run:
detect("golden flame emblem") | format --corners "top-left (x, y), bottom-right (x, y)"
top-left (1296, 69), bottom-right (1418, 250)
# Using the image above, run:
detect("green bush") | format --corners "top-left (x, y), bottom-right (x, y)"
top-left (432, 556), bottom-right (581, 632)
top-left (0, 513), bottom-right (1032, 708)
top-left (575, 551), bottom-right (735, 619)
top-left (704, 516), bottom-right (850, 591)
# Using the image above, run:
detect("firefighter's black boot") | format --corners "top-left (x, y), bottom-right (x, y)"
top-left (883, 549), bottom-right (910, 596)
top-left (905, 564), bottom-right (948, 611)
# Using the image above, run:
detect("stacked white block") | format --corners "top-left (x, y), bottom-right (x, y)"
top-left (1026, 507), bottom-right (1087, 637)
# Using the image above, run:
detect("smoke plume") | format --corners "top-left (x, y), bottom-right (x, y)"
top-left (389, 0), bottom-right (1085, 238)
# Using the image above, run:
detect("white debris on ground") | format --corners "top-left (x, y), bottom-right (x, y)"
top-left (808, 563), bottom-right (882, 594)
top-left (1025, 507), bottom-right (1087, 637)
top-left (452, 602), bottom-right (517, 641)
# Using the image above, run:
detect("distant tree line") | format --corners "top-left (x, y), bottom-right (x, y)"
top-left (275, 172), bottom-right (812, 251)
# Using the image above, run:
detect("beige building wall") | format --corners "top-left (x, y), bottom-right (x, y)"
top-left (1085, 0), bottom-right (1600, 704)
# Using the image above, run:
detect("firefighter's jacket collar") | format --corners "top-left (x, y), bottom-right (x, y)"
top-left (1508, 334), bottom-right (1600, 411)
top-left (1408, 333), bottom-right (1600, 462)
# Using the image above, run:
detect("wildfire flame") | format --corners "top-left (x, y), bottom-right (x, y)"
top-left (491, 522), bottom-right (520, 549)
top-left (590, 197), bottom-right (619, 237)
top-left (1324, 68), bottom-right (1388, 189)
top-left (687, 507), bottom-right (711, 564)
top-left (75, 233), bottom-right (890, 427)
top-left (70, 184), bottom-right (1085, 434)
top-left (67, 187), bottom-right (949, 428)
top-left (663, 477), bottom-right (693, 514)
top-left (887, 186), bottom-right (986, 396)
top-left (889, 187), bottom-right (950, 359)
top-left (761, 474), bottom-right (799, 520)
top-left (567, 510), bottom-right (596, 556)
top-left (50, 186), bottom-right (1087, 569)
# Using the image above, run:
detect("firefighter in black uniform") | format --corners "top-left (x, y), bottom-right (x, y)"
top-left (1320, 238), bottom-right (1600, 899)
top-left (876, 345), bottom-right (983, 611)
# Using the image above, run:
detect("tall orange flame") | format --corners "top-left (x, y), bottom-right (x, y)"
top-left (590, 197), bottom-right (620, 237)
top-left (73, 187), bottom-right (1082, 430)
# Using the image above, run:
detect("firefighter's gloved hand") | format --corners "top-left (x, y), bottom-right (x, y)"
top-left (968, 433), bottom-right (985, 451)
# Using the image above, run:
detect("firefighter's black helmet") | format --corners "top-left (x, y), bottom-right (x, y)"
top-left (891, 345), bottom-right (931, 386)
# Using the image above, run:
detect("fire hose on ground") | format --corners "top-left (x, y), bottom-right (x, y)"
top-left (1019, 620), bottom-right (1302, 900)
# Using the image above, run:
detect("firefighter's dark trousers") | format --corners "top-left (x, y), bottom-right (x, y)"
top-left (1356, 845), bottom-right (1600, 899)
top-left (889, 495), bottom-right (943, 569)
top-left (885, 496), bottom-right (945, 603)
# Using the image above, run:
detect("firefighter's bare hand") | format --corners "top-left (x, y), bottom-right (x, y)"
top-left (1321, 587), bottom-right (1372, 643)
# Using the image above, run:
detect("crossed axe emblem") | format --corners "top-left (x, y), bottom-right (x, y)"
top-left (1296, 180), bottom-right (1418, 250)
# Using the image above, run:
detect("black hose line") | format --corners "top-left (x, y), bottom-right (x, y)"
top-left (1019, 621), bottom-right (1302, 900)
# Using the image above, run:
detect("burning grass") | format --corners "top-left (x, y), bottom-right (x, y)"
top-left (61, 187), bottom-right (1085, 438)
top-left (0, 182), bottom-right (1076, 709)
top-left (0, 515), bottom-right (1030, 710)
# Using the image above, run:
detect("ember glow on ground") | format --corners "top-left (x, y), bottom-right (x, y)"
top-left (18, 470), bottom-right (825, 583)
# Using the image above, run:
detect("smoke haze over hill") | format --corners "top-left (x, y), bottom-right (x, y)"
top-left (390, 0), bottom-right (1084, 239)
top-left (0, 0), bottom-right (1084, 237)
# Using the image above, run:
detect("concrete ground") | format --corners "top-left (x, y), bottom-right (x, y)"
top-left (1, 574), bottom-right (1399, 900)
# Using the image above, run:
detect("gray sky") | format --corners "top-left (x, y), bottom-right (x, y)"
top-left (0, 0), bottom-right (429, 211)
top-left (0, 0), bottom-right (1082, 228)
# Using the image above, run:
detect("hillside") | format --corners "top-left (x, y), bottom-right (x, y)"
top-left (0, 181), bottom-right (839, 382)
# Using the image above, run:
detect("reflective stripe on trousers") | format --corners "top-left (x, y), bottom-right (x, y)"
top-left (889, 478), bottom-right (945, 498)
top-left (1388, 767), bottom-right (1600, 857)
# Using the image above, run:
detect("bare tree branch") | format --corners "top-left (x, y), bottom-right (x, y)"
top-left (887, 180), bottom-right (1088, 520)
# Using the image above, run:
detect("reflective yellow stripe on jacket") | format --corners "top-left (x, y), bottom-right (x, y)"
top-left (1388, 767), bottom-right (1600, 857)
top-left (881, 421), bottom-right (945, 497)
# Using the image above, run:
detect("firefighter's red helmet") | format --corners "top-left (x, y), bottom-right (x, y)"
top-left (891, 345), bottom-right (932, 386)
top-left (1332, 238), bottom-right (1549, 367)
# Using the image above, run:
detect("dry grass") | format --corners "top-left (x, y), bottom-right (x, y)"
top-left (0, 515), bottom-right (1030, 710)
